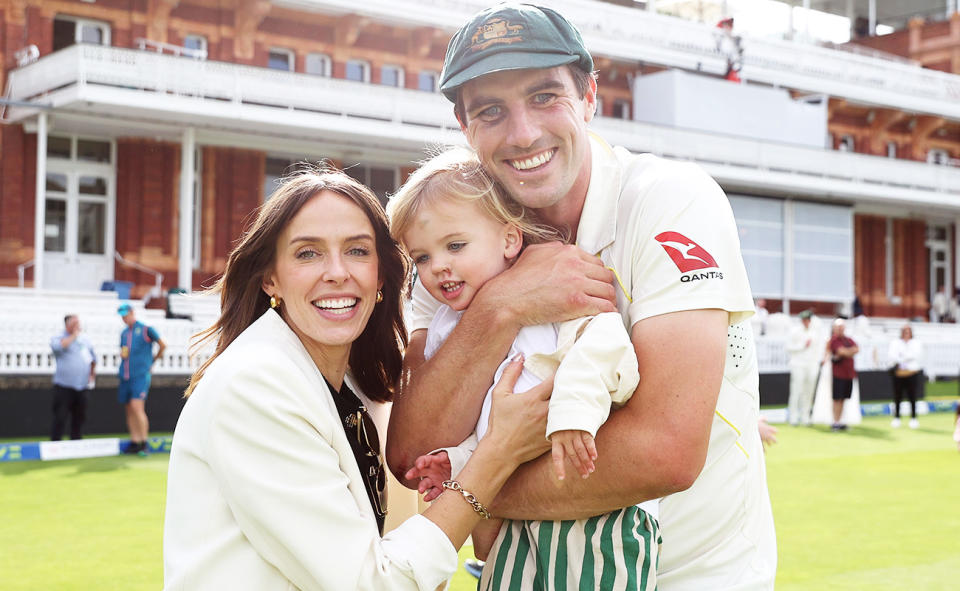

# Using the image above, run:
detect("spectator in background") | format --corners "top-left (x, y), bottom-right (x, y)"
top-left (786, 309), bottom-right (820, 426)
top-left (49, 314), bottom-right (96, 440)
top-left (931, 286), bottom-right (949, 323)
top-left (753, 298), bottom-right (769, 336)
top-left (887, 324), bottom-right (923, 429)
top-left (827, 318), bottom-right (858, 432)
top-left (949, 287), bottom-right (960, 324)
top-left (118, 303), bottom-right (165, 456)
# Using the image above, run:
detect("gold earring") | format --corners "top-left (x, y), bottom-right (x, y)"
top-left (376, 290), bottom-right (383, 303)
top-left (270, 295), bottom-right (280, 309)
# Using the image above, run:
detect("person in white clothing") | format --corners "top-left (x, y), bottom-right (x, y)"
top-left (931, 286), bottom-right (949, 323)
top-left (386, 5), bottom-right (776, 590)
top-left (786, 310), bottom-right (821, 426)
top-left (887, 324), bottom-right (923, 429)
top-left (162, 168), bottom-right (551, 591)
top-left (388, 148), bottom-right (659, 590)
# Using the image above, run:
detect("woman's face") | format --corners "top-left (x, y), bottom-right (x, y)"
top-left (263, 190), bottom-right (382, 363)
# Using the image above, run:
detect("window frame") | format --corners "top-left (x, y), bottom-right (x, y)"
top-left (380, 64), bottom-right (405, 88)
top-left (53, 15), bottom-right (111, 50)
top-left (267, 47), bottom-right (295, 72)
top-left (345, 59), bottom-right (371, 83)
top-left (306, 52), bottom-right (332, 77)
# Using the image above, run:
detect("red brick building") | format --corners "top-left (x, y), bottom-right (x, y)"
top-left (2, 0), bottom-right (960, 319)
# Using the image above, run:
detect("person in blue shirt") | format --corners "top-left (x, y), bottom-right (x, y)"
top-left (118, 303), bottom-right (165, 455)
top-left (50, 314), bottom-right (96, 440)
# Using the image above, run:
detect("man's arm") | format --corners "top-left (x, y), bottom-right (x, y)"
top-left (387, 243), bottom-right (617, 486)
top-left (154, 338), bottom-right (167, 364)
top-left (487, 309), bottom-right (728, 520)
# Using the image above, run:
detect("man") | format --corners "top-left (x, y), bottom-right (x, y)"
top-left (49, 314), bottom-right (96, 440)
top-left (117, 303), bottom-right (165, 456)
top-left (827, 318), bottom-right (858, 432)
top-left (786, 310), bottom-right (820, 426)
top-left (386, 4), bottom-right (776, 589)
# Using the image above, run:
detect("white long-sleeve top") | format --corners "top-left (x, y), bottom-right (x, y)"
top-left (888, 338), bottom-right (923, 373)
top-left (786, 323), bottom-right (822, 368)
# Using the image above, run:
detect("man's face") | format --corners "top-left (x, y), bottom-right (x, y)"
top-left (458, 66), bottom-right (596, 217)
top-left (66, 316), bottom-right (80, 333)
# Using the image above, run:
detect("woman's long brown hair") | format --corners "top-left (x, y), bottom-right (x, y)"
top-left (185, 165), bottom-right (408, 402)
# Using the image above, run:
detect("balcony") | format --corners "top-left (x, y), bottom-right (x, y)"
top-left (5, 43), bottom-right (959, 211)
top-left (281, 0), bottom-right (960, 120)
top-left (3, 43), bottom-right (463, 155)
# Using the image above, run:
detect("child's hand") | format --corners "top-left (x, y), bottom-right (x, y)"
top-left (404, 451), bottom-right (452, 502)
top-left (550, 430), bottom-right (597, 481)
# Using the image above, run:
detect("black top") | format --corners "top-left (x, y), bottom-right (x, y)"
top-left (324, 376), bottom-right (386, 534)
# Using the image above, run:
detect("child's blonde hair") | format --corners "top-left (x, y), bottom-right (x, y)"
top-left (387, 147), bottom-right (561, 247)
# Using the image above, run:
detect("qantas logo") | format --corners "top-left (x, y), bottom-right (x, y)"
top-left (655, 231), bottom-right (719, 273)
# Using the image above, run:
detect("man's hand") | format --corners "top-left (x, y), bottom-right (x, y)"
top-left (483, 242), bottom-right (617, 327)
top-left (758, 417), bottom-right (778, 449)
top-left (405, 451), bottom-right (452, 502)
top-left (550, 430), bottom-right (597, 481)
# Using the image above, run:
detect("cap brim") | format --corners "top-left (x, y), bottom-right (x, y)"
top-left (442, 52), bottom-right (578, 101)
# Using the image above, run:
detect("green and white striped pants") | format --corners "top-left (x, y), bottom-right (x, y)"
top-left (479, 505), bottom-right (660, 591)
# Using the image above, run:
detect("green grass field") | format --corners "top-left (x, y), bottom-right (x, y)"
top-left (2, 411), bottom-right (958, 590)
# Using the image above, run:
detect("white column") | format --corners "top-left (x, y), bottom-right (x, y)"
top-left (803, 0), bottom-right (812, 42)
top-left (33, 112), bottom-right (47, 289)
top-left (646, 0), bottom-right (656, 13)
top-left (846, 0), bottom-right (856, 39)
top-left (178, 127), bottom-right (196, 292)
top-left (868, 0), bottom-right (876, 36)
top-left (949, 0), bottom-right (958, 17)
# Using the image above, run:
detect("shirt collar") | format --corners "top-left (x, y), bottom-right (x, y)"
top-left (574, 132), bottom-right (621, 256)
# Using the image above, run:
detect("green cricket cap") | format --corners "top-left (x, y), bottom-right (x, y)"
top-left (440, 3), bottom-right (593, 102)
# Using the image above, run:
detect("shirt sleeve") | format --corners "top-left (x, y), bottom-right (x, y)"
top-left (429, 431), bottom-right (479, 479)
top-left (204, 357), bottom-right (458, 591)
top-left (544, 313), bottom-right (639, 438)
top-left (147, 326), bottom-right (160, 342)
top-left (409, 278), bottom-right (442, 334)
top-left (623, 162), bottom-right (755, 327)
top-left (50, 335), bottom-right (64, 354)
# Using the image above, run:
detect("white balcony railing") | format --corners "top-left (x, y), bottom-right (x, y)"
top-left (4, 44), bottom-right (461, 137)
top-left (6, 44), bottom-right (959, 210)
top-left (281, 0), bottom-right (960, 119)
top-left (592, 117), bottom-right (960, 206)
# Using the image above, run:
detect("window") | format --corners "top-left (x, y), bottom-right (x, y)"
top-left (729, 196), bottom-right (784, 298)
top-left (192, 148), bottom-right (203, 268)
top-left (264, 157), bottom-right (296, 201)
top-left (612, 99), bottom-right (631, 120)
top-left (838, 135), bottom-right (855, 152)
top-left (345, 60), bottom-right (370, 83)
top-left (886, 141), bottom-right (897, 158)
top-left (306, 53), bottom-right (331, 77)
top-left (418, 71), bottom-right (438, 92)
top-left (53, 16), bottom-right (110, 52)
top-left (345, 164), bottom-right (397, 206)
top-left (46, 137), bottom-right (112, 164)
top-left (268, 48), bottom-right (294, 72)
top-left (928, 149), bottom-right (950, 165)
top-left (183, 35), bottom-right (208, 59)
top-left (381, 65), bottom-right (404, 87)
top-left (728, 196), bottom-right (853, 302)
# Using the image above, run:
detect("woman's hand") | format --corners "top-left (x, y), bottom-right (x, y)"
top-left (482, 354), bottom-right (552, 468)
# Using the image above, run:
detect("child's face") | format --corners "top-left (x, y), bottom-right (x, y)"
top-left (403, 198), bottom-right (521, 311)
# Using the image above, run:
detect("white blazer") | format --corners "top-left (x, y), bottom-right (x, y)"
top-left (163, 309), bottom-right (457, 590)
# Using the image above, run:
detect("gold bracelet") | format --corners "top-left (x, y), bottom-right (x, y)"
top-left (441, 480), bottom-right (492, 519)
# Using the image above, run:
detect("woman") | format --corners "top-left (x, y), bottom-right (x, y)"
top-left (887, 324), bottom-right (923, 429)
top-left (162, 167), bottom-right (550, 590)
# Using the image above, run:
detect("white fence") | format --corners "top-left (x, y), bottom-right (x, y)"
top-left (3, 289), bottom-right (959, 379)
top-left (753, 314), bottom-right (960, 379)
top-left (0, 289), bottom-right (215, 376)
